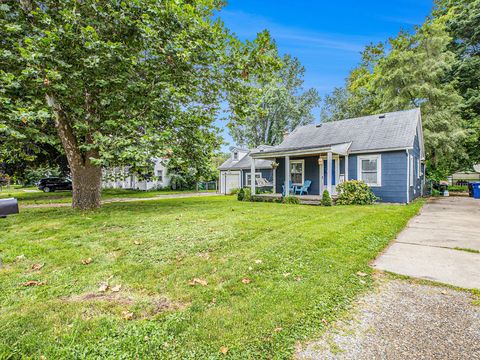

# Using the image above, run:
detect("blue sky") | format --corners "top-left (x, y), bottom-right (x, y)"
top-left (216, 0), bottom-right (434, 151)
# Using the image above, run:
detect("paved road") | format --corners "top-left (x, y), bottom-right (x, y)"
top-left (373, 197), bottom-right (480, 289)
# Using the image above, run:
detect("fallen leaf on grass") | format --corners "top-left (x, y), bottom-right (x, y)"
top-left (359, 279), bottom-right (366, 285)
top-left (188, 278), bottom-right (208, 286)
top-left (22, 280), bottom-right (46, 287)
top-left (81, 258), bottom-right (92, 265)
top-left (31, 263), bottom-right (44, 271)
top-left (273, 327), bottom-right (283, 332)
top-left (98, 283), bottom-right (109, 292)
top-left (254, 259), bottom-right (262, 264)
top-left (241, 278), bottom-right (251, 284)
top-left (122, 310), bottom-right (134, 320)
top-left (15, 254), bottom-right (26, 262)
top-left (356, 271), bottom-right (368, 277)
top-left (133, 241), bottom-right (142, 245)
top-left (321, 318), bottom-right (328, 325)
top-left (111, 284), bottom-right (122, 292)
top-left (220, 346), bottom-right (229, 355)
top-left (283, 273), bottom-right (291, 278)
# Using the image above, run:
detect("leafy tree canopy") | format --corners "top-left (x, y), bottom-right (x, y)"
top-left (0, 0), bottom-right (240, 208)
top-left (227, 31), bottom-right (320, 148)
top-left (320, 9), bottom-right (472, 176)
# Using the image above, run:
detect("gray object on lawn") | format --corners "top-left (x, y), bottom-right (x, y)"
top-left (0, 198), bottom-right (19, 218)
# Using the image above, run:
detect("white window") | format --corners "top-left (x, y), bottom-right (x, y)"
top-left (417, 159), bottom-right (421, 178)
top-left (409, 155), bottom-right (414, 186)
top-left (233, 152), bottom-right (238, 161)
top-left (246, 172), bottom-right (261, 186)
top-left (156, 170), bottom-right (163, 182)
top-left (290, 160), bottom-right (304, 185)
top-left (357, 155), bottom-right (381, 187)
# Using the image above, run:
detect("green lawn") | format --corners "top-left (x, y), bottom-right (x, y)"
top-left (0, 196), bottom-right (423, 359)
top-left (0, 187), bottom-right (213, 205)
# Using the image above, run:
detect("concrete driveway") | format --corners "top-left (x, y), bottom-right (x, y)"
top-left (373, 197), bottom-right (480, 289)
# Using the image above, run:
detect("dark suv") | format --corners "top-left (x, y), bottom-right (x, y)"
top-left (38, 177), bottom-right (72, 192)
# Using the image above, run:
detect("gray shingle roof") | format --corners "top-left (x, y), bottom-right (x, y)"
top-left (268, 108), bottom-right (421, 153)
top-left (219, 153), bottom-right (273, 171)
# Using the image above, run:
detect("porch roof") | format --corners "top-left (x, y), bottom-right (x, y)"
top-left (250, 142), bottom-right (351, 159)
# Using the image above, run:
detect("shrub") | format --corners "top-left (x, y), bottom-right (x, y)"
top-left (237, 188), bottom-right (245, 201)
top-left (431, 188), bottom-right (442, 197)
top-left (335, 180), bottom-right (378, 205)
top-left (283, 195), bottom-right (300, 204)
top-left (243, 187), bottom-right (252, 201)
top-left (448, 185), bottom-right (467, 192)
top-left (321, 189), bottom-right (333, 206)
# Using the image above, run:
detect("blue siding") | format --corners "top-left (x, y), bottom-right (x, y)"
top-left (304, 157), bottom-right (320, 195)
top-left (242, 168), bottom-right (273, 188)
top-left (409, 130), bottom-right (423, 201)
top-left (349, 151), bottom-right (408, 203)
top-left (275, 156), bottom-right (320, 195)
top-left (273, 149), bottom-right (414, 203)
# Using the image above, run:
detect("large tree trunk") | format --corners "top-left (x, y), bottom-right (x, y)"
top-left (71, 161), bottom-right (102, 210)
top-left (46, 93), bottom-right (102, 210)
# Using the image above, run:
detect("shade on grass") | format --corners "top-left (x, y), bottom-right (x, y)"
top-left (0, 196), bottom-right (423, 359)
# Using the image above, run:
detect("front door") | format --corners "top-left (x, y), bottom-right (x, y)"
top-left (320, 159), bottom-right (337, 194)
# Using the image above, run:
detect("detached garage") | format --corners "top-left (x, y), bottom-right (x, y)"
top-left (219, 147), bottom-right (274, 195)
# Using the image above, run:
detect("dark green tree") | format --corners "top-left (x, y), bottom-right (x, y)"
top-left (438, 0), bottom-right (480, 168)
top-left (1, 0), bottom-right (230, 209)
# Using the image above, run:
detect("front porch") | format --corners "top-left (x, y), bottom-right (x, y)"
top-left (250, 142), bottom-right (352, 198)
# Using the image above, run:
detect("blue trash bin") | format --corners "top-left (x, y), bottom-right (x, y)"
top-left (472, 182), bottom-right (480, 199)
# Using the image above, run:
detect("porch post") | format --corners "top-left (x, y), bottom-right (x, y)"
top-left (273, 161), bottom-right (276, 193)
top-left (345, 155), bottom-right (349, 181)
top-left (284, 155), bottom-right (290, 196)
top-left (327, 151), bottom-right (333, 194)
top-left (250, 157), bottom-right (256, 194)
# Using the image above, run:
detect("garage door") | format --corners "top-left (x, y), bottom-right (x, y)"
top-left (222, 171), bottom-right (240, 194)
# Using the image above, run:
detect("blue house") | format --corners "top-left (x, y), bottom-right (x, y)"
top-left (249, 109), bottom-right (425, 203)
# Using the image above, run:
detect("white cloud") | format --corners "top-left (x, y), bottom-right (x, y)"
top-left (220, 9), bottom-right (369, 53)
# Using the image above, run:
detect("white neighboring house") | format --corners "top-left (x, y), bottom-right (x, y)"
top-left (102, 158), bottom-right (171, 190)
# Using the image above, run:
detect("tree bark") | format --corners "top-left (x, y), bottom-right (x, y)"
top-left (46, 93), bottom-right (102, 210)
top-left (71, 162), bottom-right (102, 210)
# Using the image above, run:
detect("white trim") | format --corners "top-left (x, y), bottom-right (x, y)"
top-left (409, 154), bottom-right (414, 187)
top-left (327, 151), bottom-right (333, 194)
top-left (250, 158), bottom-right (256, 194)
top-left (417, 158), bottom-right (421, 179)
top-left (273, 164), bottom-right (276, 193)
top-left (345, 155), bottom-right (349, 181)
top-left (245, 172), bottom-right (262, 187)
top-left (406, 150), bottom-right (410, 203)
top-left (284, 156), bottom-right (290, 196)
top-left (350, 147), bottom-right (412, 154)
top-left (319, 154), bottom-right (340, 194)
top-left (290, 159), bottom-right (305, 186)
top-left (357, 154), bottom-right (382, 187)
